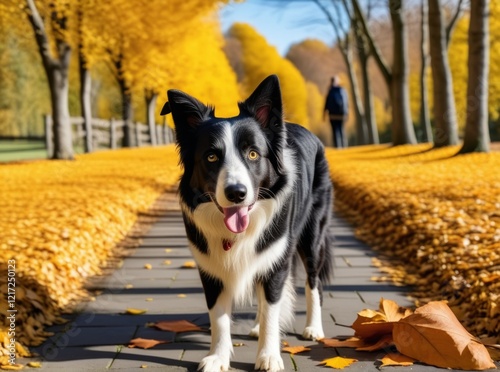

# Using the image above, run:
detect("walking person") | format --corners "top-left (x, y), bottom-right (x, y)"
top-left (324, 76), bottom-right (348, 148)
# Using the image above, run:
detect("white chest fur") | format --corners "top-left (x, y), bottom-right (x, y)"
top-left (183, 199), bottom-right (289, 306)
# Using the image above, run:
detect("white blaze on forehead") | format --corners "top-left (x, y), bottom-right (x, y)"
top-left (215, 123), bottom-right (254, 208)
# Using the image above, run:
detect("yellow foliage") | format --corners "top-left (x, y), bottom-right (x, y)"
top-left (0, 146), bottom-right (181, 352)
top-left (326, 144), bottom-right (500, 341)
top-left (228, 23), bottom-right (309, 128)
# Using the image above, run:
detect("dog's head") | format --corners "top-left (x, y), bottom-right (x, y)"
top-left (164, 75), bottom-right (287, 234)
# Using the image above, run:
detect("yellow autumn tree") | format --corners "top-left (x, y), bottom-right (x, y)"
top-left (228, 23), bottom-right (309, 128)
top-left (161, 17), bottom-right (240, 120)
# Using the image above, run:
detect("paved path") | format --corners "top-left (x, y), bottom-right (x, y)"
top-left (24, 196), bottom-right (461, 371)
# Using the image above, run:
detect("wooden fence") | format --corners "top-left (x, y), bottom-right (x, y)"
top-left (44, 115), bottom-right (175, 157)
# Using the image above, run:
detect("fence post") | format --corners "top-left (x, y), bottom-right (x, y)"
top-left (135, 123), bottom-right (141, 147)
top-left (110, 118), bottom-right (116, 149)
top-left (44, 114), bottom-right (53, 158)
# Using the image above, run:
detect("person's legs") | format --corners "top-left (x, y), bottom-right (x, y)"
top-left (329, 120), bottom-right (338, 147)
top-left (331, 120), bottom-right (342, 148)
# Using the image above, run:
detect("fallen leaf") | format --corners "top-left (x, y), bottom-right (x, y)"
top-left (181, 261), bottom-right (196, 269)
top-left (352, 298), bottom-right (411, 340)
top-left (27, 362), bottom-right (42, 368)
top-left (177, 294), bottom-right (186, 298)
top-left (124, 308), bottom-right (147, 315)
top-left (319, 356), bottom-right (357, 369)
top-left (0, 364), bottom-right (24, 370)
top-left (282, 340), bottom-right (290, 347)
top-left (128, 337), bottom-right (170, 349)
top-left (154, 319), bottom-right (203, 333)
top-left (140, 364), bottom-right (148, 368)
top-left (163, 260), bottom-right (171, 265)
top-left (282, 345), bottom-right (311, 354)
top-left (145, 298), bottom-right (153, 302)
top-left (144, 264), bottom-right (152, 270)
top-left (320, 337), bottom-right (367, 348)
top-left (124, 284), bottom-right (133, 289)
top-left (165, 248), bottom-right (172, 253)
top-left (233, 343), bottom-right (245, 347)
top-left (393, 301), bottom-right (495, 370)
top-left (380, 353), bottom-right (415, 367)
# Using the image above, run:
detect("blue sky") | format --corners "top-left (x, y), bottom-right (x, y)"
top-left (219, 0), bottom-right (336, 55)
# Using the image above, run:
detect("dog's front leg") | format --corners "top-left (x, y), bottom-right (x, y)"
top-left (254, 284), bottom-right (284, 371)
top-left (198, 274), bottom-right (233, 372)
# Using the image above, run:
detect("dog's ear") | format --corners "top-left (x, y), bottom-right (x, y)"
top-left (167, 90), bottom-right (213, 129)
top-left (239, 75), bottom-right (283, 129)
top-left (240, 75), bottom-right (287, 175)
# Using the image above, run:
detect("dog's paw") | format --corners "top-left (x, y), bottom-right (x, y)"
top-left (302, 326), bottom-right (325, 341)
top-left (249, 324), bottom-right (259, 338)
top-left (198, 354), bottom-right (229, 372)
top-left (255, 354), bottom-right (284, 371)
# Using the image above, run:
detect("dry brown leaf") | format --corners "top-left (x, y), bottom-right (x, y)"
top-left (128, 337), bottom-right (169, 349)
top-left (153, 319), bottom-right (203, 333)
top-left (320, 337), bottom-right (367, 348)
top-left (318, 356), bottom-right (357, 369)
top-left (393, 301), bottom-right (496, 370)
top-left (380, 353), bottom-right (415, 367)
top-left (352, 298), bottom-right (411, 340)
top-left (281, 345), bottom-right (311, 354)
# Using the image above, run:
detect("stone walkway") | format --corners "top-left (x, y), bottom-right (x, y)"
top-left (23, 197), bottom-right (466, 371)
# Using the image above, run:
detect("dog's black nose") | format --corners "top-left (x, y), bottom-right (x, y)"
top-left (225, 184), bottom-right (247, 203)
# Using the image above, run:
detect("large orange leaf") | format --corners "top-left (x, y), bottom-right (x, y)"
top-left (393, 301), bottom-right (495, 370)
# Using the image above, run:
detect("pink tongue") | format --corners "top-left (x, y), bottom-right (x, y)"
top-left (223, 206), bottom-right (249, 233)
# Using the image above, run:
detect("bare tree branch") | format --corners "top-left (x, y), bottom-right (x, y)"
top-left (351, 0), bottom-right (392, 83)
top-left (445, 0), bottom-right (465, 45)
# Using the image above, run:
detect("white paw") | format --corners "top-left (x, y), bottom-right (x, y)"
top-left (249, 324), bottom-right (259, 338)
top-left (198, 354), bottom-right (229, 372)
top-left (302, 326), bottom-right (325, 340)
top-left (255, 354), bottom-right (284, 371)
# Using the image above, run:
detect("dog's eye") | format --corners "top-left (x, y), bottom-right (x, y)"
top-left (207, 153), bottom-right (219, 163)
top-left (248, 150), bottom-right (260, 160)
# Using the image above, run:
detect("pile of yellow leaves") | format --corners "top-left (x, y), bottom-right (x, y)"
top-left (326, 144), bottom-right (500, 342)
top-left (0, 146), bottom-right (181, 364)
top-left (321, 298), bottom-right (496, 370)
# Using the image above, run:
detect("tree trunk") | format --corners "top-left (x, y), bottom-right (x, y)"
top-left (428, 0), bottom-right (459, 147)
top-left (116, 59), bottom-right (133, 147)
top-left (25, 0), bottom-right (74, 160)
top-left (344, 47), bottom-right (367, 146)
top-left (459, 0), bottom-right (490, 154)
top-left (48, 61), bottom-right (73, 159)
top-left (79, 50), bottom-right (93, 153)
top-left (419, 0), bottom-right (433, 143)
top-left (356, 28), bottom-right (378, 144)
top-left (145, 90), bottom-right (157, 146)
top-left (389, 0), bottom-right (417, 145)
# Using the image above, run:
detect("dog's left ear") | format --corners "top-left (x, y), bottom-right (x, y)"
top-left (239, 74), bottom-right (283, 129)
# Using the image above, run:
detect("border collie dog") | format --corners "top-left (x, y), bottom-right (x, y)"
top-left (164, 75), bottom-right (333, 371)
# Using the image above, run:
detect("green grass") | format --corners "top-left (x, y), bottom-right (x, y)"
top-left (0, 140), bottom-right (48, 163)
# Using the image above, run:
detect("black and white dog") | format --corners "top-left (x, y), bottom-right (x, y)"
top-left (163, 75), bottom-right (333, 371)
